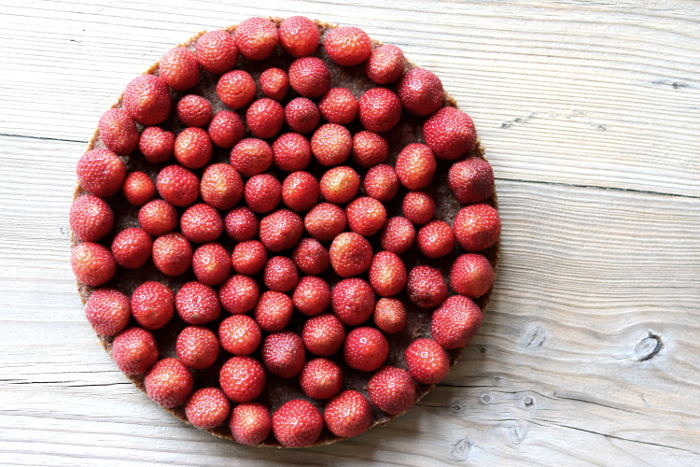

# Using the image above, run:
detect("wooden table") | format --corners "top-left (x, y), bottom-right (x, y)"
top-left (1, 0), bottom-right (698, 465)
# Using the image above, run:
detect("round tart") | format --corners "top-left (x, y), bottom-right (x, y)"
top-left (70, 16), bottom-right (500, 447)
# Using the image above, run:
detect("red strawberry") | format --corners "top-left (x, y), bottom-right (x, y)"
top-left (358, 88), bottom-right (401, 133)
top-left (366, 44), bottom-right (405, 84)
top-left (379, 216), bottom-right (415, 254)
top-left (352, 131), bottom-right (388, 168)
top-left (208, 110), bottom-right (245, 148)
top-left (292, 276), bottom-right (331, 316)
top-left (369, 251), bottom-right (407, 297)
top-left (402, 191), bottom-right (436, 225)
top-left (431, 295), bottom-right (483, 349)
top-left (156, 164), bottom-right (199, 207)
top-left (84, 289), bottom-right (130, 336)
top-left (373, 297), bottom-right (407, 334)
top-left (279, 16), bottom-right (319, 57)
top-left (300, 358), bottom-right (342, 399)
top-left (152, 233), bottom-right (192, 276)
top-left (395, 144), bottom-right (436, 190)
top-left (292, 238), bottom-right (330, 275)
top-left (176, 95), bottom-right (212, 128)
top-left (363, 164), bottom-right (399, 202)
top-left (319, 166), bottom-right (360, 204)
top-left (262, 332), bottom-right (305, 378)
top-left (175, 281), bottom-right (221, 324)
top-left (220, 356), bottom-right (266, 402)
top-left (407, 265), bottom-right (448, 309)
top-left (263, 256), bottom-right (298, 292)
top-left (302, 314), bottom-right (345, 356)
top-left (230, 138), bottom-right (273, 177)
top-left (272, 399), bottom-right (323, 447)
top-left (329, 232), bottom-right (372, 278)
top-left (304, 203), bottom-right (347, 242)
top-left (98, 108), bottom-right (138, 155)
top-left (130, 281), bottom-right (174, 330)
top-left (70, 194), bottom-right (114, 241)
top-left (453, 203), bottom-right (501, 251)
top-left (324, 26), bottom-right (371, 66)
top-left (174, 127), bottom-right (213, 169)
top-left (176, 326), bottom-right (219, 370)
top-left (332, 278), bottom-right (375, 325)
top-left (324, 390), bottom-right (372, 438)
top-left (185, 387), bottom-right (231, 430)
top-left (192, 242), bottom-right (231, 286)
top-left (139, 126), bottom-right (175, 164)
top-left (71, 242), bottom-right (116, 286)
top-left (367, 366), bottom-right (415, 415)
top-left (450, 253), bottom-right (495, 298)
top-left (344, 326), bottom-right (388, 372)
top-left (159, 46), bottom-right (199, 91)
top-left (311, 123), bottom-right (352, 166)
top-left (216, 70), bottom-right (256, 109)
top-left (219, 274), bottom-right (259, 315)
top-left (423, 106), bottom-right (477, 160)
top-left (255, 290), bottom-right (294, 331)
top-left (259, 67), bottom-right (289, 101)
top-left (244, 174), bottom-right (281, 214)
top-left (397, 68), bottom-right (444, 116)
top-left (111, 327), bottom-right (158, 375)
top-left (448, 157), bottom-right (495, 204)
top-left (319, 88), bottom-right (358, 125)
top-left (224, 207), bottom-right (258, 242)
top-left (195, 30), bottom-right (238, 74)
top-left (346, 196), bottom-right (387, 237)
top-left (144, 358), bottom-right (193, 408)
top-left (288, 57), bottom-right (331, 98)
top-left (246, 98), bottom-right (284, 139)
top-left (138, 199), bottom-right (178, 236)
top-left (285, 97), bottom-right (320, 134)
top-left (180, 203), bottom-right (223, 243)
top-left (417, 220), bottom-right (455, 258)
top-left (76, 149), bottom-right (126, 197)
top-left (233, 17), bottom-right (279, 61)
top-left (123, 74), bottom-right (171, 125)
top-left (272, 132), bottom-right (311, 172)
top-left (231, 240), bottom-right (267, 275)
top-left (230, 403), bottom-right (271, 446)
top-left (200, 163), bottom-right (243, 210)
top-left (405, 338), bottom-right (449, 384)
top-left (123, 171), bottom-right (156, 206)
top-left (282, 171), bottom-right (320, 212)
top-left (219, 314), bottom-right (261, 355)
top-left (111, 227), bottom-right (152, 268)
top-left (258, 209), bottom-right (303, 252)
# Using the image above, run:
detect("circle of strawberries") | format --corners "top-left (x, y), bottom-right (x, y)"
top-left (71, 16), bottom-right (500, 448)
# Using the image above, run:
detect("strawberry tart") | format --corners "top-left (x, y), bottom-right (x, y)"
top-left (70, 16), bottom-right (500, 447)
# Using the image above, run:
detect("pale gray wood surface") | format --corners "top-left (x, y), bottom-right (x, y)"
top-left (1, 0), bottom-right (699, 465)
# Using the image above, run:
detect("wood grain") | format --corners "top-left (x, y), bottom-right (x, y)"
top-left (1, 0), bottom-right (699, 465)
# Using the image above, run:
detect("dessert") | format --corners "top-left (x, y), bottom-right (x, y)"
top-left (71, 16), bottom-right (500, 447)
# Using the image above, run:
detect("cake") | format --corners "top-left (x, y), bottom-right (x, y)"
top-left (70, 16), bottom-right (500, 447)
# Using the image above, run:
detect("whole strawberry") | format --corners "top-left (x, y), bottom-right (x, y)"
top-left (319, 166), bottom-right (360, 204)
top-left (402, 191), bottom-right (436, 226)
top-left (230, 403), bottom-right (272, 446)
top-left (282, 171), bottom-right (320, 212)
top-left (300, 358), bottom-right (343, 399)
top-left (272, 133), bottom-right (311, 172)
top-left (208, 110), bottom-right (245, 148)
top-left (70, 194), bottom-right (114, 242)
top-left (380, 216), bottom-right (416, 254)
top-left (200, 163), bottom-right (243, 210)
top-left (395, 144), bottom-right (436, 190)
top-left (293, 276), bottom-right (331, 316)
top-left (450, 253), bottom-right (495, 298)
top-left (111, 327), bottom-right (158, 375)
top-left (258, 209), bottom-right (303, 252)
top-left (180, 203), bottom-right (223, 243)
top-left (159, 46), bottom-right (199, 90)
top-left (363, 164), bottom-right (399, 202)
top-left (346, 196), bottom-right (387, 237)
top-left (407, 265), bottom-right (448, 309)
top-left (185, 387), bottom-right (231, 430)
top-left (156, 164), bottom-right (199, 207)
top-left (255, 290), bottom-right (294, 331)
top-left (234, 17), bottom-right (279, 60)
top-left (84, 289), bottom-right (130, 336)
top-left (431, 295), bottom-right (482, 349)
top-left (71, 242), bottom-right (116, 286)
top-left (219, 314), bottom-right (261, 355)
top-left (369, 251), bottom-right (407, 297)
top-left (130, 281), bottom-right (174, 330)
top-left (453, 203), bottom-right (501, 251)
top-left (332, 278), bottom-right (375, 325)
top-left (288, 57), bottom-right (331, 98)
top-left (195, 30), bottom-right (238, 74)
top-left (244, 174), bottom-right (281, 214)
top-left (319, 88), bottom-right (358, 125)
top-left (231, 240), bottom-right (267, 275)
top-left (285, 97), bottom-right (321, 134)
top-left (220, 356), bottom-right (266, 402)
top-left (139, 126), bottom-right (175, 164)
top-left (259, 67), bottom-right (289, 101)
top-left (225, 207), bottom-right (259, 242)
top-left (368, 366), bottom-right (416, 415)
top-left (359, 88), bottom-right (401, 133)
top-left (311, 123), bottom-right (352, 166)
top-left (262, 332), bottom-right (305, 378)
top-left (272, 399), bottom-right (323, 447)
top-left (76, 149), bottom-right (126, 197)
top-left (175, 281), bottom-right (221, 324)
top-left (417, 220), bottom-right (455, 258)
top-left (423, 106), bottom-right (477, 160)
top-left (111, 227), bottom-right (152, 268)
top-left (177, 95), bottom-right (212, 128)
top-left (405, 338), bottom-right (449, 384)
top-left (246, 98), bottom-right (284, 139)
top-left (123, 74), bottom-right (171, 125)
top-left (373, 297), bottom-right (407, 334)
top-left (138, 199), bottom-right (178, 236)
top-left (366, 44), bottom-right (405, 84)
top-left (324, 390), bottom-right (372, 438)
top-left (144, 357), bottom-right (194, 408)
top-left (192, 242), bottom-right (231, 286)
top-left (329, 232), bottom-right (373, 278)
top-left (230, 138), bottom-right (273, 177)
top-left (174, 127), bottom-right (213, 169)
top-left (302, 314), bottom-right (345, 356)
top-left (176, 326), bottom-right (219, 370)
top-left (292, 238), bottom-right (330, 275)
top-left (219, 274), bottom-right (259, 315)
top-left (152, 233), bottom-right (193, 276)
top-left (352, 131), bottom-right (389, 168)
top-left (344, 326), bottom-right (388, 372)
top-left (216, 70), bottom-right (256, 109)
top-left (324, 26), bottom-right (371, 66)
top-left (98, 108), bottom-right (138, 155)
top-left (279, 16), bottom-right (320, 57)
top-left (123, 171), bottom-right (156, 206)
top-left (448, 157), bottom-right (495, 204)
top-left (304, 203), bottom-right (347, 242)
top-left (397, 68), bottom-right (444, 116)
